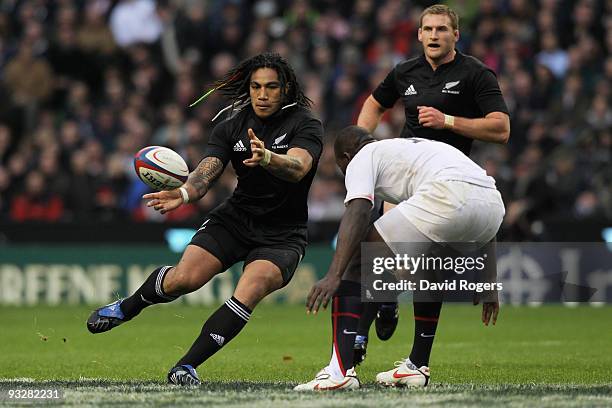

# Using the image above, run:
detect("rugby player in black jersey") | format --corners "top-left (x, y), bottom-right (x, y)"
top-left (86, 53), bottom-right (323, 386)
top-left (353, 4), bottom-right (510, 371)
top-left (296, 4), bottom-right (510, 389)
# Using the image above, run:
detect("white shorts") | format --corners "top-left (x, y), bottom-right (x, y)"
top-left (374, 180), bottom-right (505, 248)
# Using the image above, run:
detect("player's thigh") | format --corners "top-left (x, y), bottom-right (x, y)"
top-left (164, 244), bottom-right (224, 293)
top-left (400, 181), bottom-right (504, 243)
top-left (374, 205), bottom-right (436, 274)
top-left (234, 260), bottom-right (284, 309)
top-left (235, 246), bottom-right (302, 308)
top-left (189, 217), bottom-right (250, 272)
top-left (167, 219), bottom-right (249, 293)
top-left (462, 187), bottom-right (505, 243)
top-left (177, 216), bottom-right (249, 291)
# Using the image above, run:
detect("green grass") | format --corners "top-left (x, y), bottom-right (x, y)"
top-left (1, 304), bottom-right (611, 406)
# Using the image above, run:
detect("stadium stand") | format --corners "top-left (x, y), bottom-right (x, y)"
top-left (0, 0), bottom-right (609, 241)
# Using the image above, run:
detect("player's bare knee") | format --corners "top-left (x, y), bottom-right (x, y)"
top-left (251, 272), bottom-right (282, 296)
top-left (163, 266), bottom-right (194, 295)
top-left (161, 266), bottom-right (180, 294)
top-left (263, 271), bottom-right (284, 293)
top-left (235, 269), bottom-right (283, 308)
top-left (234, 283), bottom-right (266, 310)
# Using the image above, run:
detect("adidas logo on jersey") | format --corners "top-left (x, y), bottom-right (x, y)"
top-left (404, 84), bottom-right (417, 96)
top-left (210, 333), bottom-right (225, 346)
top-left (233, 140), bottom-right (247, 152)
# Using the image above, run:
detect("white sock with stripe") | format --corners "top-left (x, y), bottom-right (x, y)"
top-left (326, 346), bottom-right (346, 381)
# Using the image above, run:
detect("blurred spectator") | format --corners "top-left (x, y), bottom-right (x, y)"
top-left (0, 124), bottom-right (12, 164)
top-left (586, 94), bottom-right (612, 130)
top-left (95, 153), bottom-right (130, 221)
top-left (536, 31), bottom-right (569, 78)
top-left (77, 2), bottom-right (116, 56)
top-left (574, 190), bottom-right (604, 219)
top-left (109, 0), bottom-right (162, 47)
top-left (39, 149), bottom-right (70, 197)
top-left (47, 21), bottom-right (98, 91)
top-left (152, 103), bottom-right (189, 149)
top-left (3, 42), bottom-right (53, 107)
top-left (0, 165), bottom-right (10, 218)
top-left (66, 149), bottom-right (97, 221)
top-left (10, 170), bottom-right (64, 222)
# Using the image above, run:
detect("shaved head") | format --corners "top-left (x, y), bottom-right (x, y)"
top-left (334, 126), bottom-right (376, 175)
top-left (334, 126), bottom-right (375, 158)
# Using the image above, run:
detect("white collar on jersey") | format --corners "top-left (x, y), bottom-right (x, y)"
top-left (211, 100), bottom-right (297, 122)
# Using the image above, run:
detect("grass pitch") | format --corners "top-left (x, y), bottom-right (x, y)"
top-left (1, 304), bottom-right (611, 406)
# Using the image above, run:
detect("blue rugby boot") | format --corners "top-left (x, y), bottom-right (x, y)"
top-left (86, 299), bottom-right (129, 334)
top-left (168, 365), bottom-right (201, 386)
top-left (353, 335), bottom-right (368, 365)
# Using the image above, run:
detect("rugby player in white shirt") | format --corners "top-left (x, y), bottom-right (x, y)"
top-left (296, 126), bottom-right (504, 390)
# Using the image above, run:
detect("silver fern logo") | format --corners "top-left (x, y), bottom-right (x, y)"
top-left (442, 81), bottom-right (460, 94)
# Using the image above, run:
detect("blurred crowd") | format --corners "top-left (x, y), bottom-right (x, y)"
top-left (0, 0), bottom-right (609, 240)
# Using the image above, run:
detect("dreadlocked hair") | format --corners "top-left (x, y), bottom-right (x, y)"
top-left (214, 52), bottom-right (312, 111)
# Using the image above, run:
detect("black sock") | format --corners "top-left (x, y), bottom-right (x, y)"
top-left (176, 296), bottom-right (252, 369)
top-left (329, 280), bottom-right (362, 377)
top-left (409, 301), bottom-right (442, 367)
top-left (358, 299), bottom-right (399, 337)
top-left (120, 266), bottom-right (178, 320)
top-left (356, 302), bottom-right (378, 337)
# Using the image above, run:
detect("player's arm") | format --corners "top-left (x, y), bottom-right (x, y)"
top-left (357, 95), bottom-right (388, 133)
top-left (306, 197), bottom-right (373, 313)
top-left (144, 156), bottom-right (225, 214)
top-left (328, 198), bottom-right (373, 280)
top-left (419, 67), bottom-right (510, 143)
top-left (357, 67), bottom-right (399, 133)
top-left (444, 110), bottom-right (510, 143)
top-left (145, 121), bottom-right (232, 213)
top-left (418, 107), bottom-right (510, 143)
top-left (183, 156), bottom-right (225, 200)
top-left (243, 128), bottom-right (313, 182)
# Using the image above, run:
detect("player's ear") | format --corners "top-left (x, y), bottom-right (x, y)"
top-left (417, 27), bottom-right (423, 42)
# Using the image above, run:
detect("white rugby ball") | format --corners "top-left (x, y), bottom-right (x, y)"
top-left (133, 146), bottom-right (189, 191)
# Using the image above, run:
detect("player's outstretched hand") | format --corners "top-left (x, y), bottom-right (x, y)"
top-left (306, 274), bottom-right (341, 314)
top-left (482, 301), bottom-right (499, 326)
top-left (243, 128), bottom-right (265, 167)
top-left (143, 189), bottom-right (183, 214)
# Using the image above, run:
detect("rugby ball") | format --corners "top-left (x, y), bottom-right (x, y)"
top-left (134, 146), bottom-right (189, 191)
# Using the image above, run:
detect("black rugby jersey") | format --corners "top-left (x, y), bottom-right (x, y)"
top-left (373, 51), bottom-right (509, 155)
top-left (205, 104), bottom-right (323, 226)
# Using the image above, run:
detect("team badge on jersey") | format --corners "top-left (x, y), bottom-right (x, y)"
top-left (271, 133), bottom-right (289, 149)
top-left (441, 81), bottom-right (461, 94)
